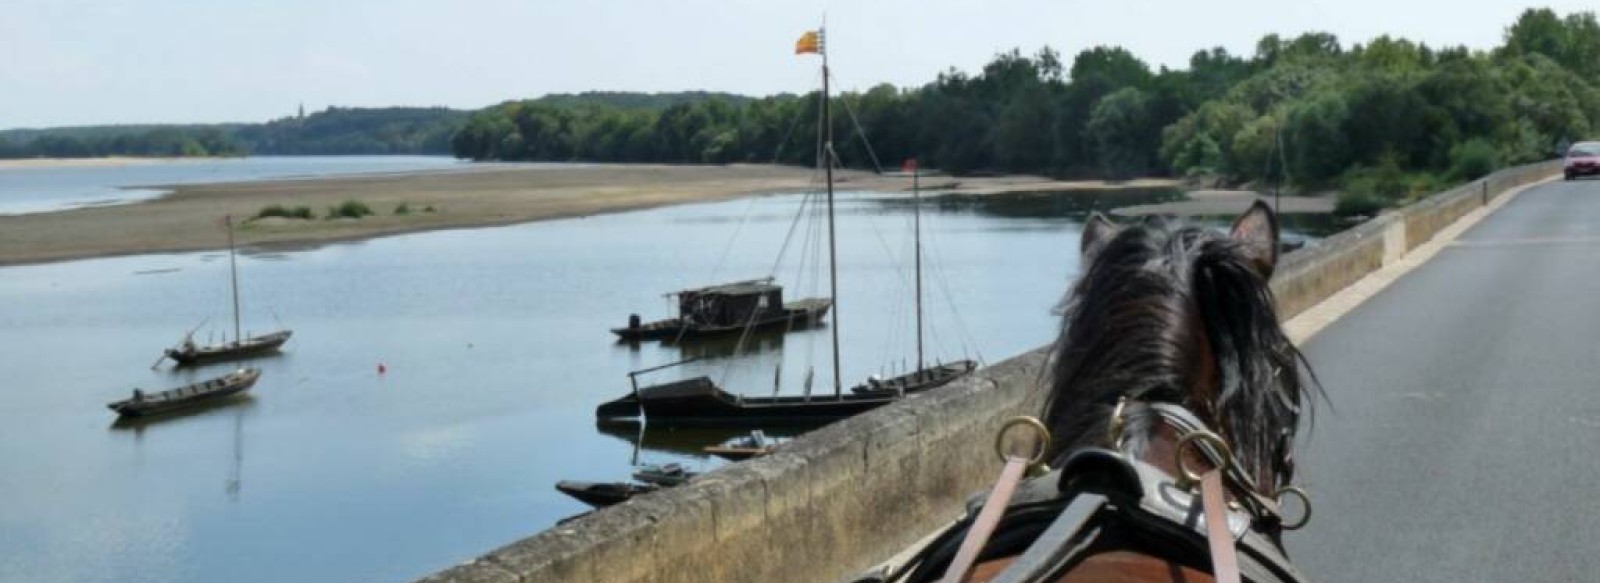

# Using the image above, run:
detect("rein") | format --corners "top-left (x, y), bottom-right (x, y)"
top-left (856, 401), bottom-right (1313, 583)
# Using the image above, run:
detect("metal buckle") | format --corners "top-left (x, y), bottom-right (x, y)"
top-left (1273, 485), bottom-right (1313, 530)
top-left (1174, 430), bottom-right (1233, 490)
top-left (994, 416), bottom-right (1051, 473)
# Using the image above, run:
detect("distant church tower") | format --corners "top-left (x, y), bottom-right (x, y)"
top-left (297, 103), bottom-right (305, 120)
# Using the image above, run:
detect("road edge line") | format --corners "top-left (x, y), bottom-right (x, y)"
top-left (1283, 176), bottom-right (1559, 345)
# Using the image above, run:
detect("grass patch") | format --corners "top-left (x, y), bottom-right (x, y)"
top-left (324, 200), bottom-right (374, 220)
top-left (394, 203), bottom-right (411, 215)
top-left (255, 204), bottom-right (314, 220)
top-left (423, 205), bottom-right (437, 213)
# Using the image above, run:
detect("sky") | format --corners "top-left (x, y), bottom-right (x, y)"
top-left (3, 0), bottom-right (1595, 129)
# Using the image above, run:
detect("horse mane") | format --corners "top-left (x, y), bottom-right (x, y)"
top-left (1041, 214), bottom-right (1319, 489)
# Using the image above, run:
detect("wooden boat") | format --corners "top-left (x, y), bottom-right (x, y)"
top-left (850, 360), bottom-right (980, 396)
top-left (703, 430), bottom-right (781, 460)
top-left (611, 278), bottom-right (831, 342)
top-left (598, 374), bottom-right (910, 426)
top-left (107, 368), bottom-right (261, 417)
top-left (631, 463), bottom-right (697, 487)
top-left (599, 36), bottom-right (977, 427)
top-left (166, 330), bottom-right (293, 365)
top-left (157, 216), bottom-right (292, 367)
top-left (554, 480), bottom-right (658, 508)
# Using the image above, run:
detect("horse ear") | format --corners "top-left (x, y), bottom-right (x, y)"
top-left (1230, 200), bottom-right (1279, 278)
top-left (1081, 212), bottom-right (1118, 258)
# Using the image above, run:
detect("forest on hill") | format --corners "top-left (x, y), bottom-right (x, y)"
top-left (0, 107), bottom-right (467, 158)
top-left (0, 93), bottom-right (751, 159)
top-left (452, 8), bottom-right (1600, 214)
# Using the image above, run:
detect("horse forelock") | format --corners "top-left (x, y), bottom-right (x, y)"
top-left (1043, 218), bottom-right (1318, 490)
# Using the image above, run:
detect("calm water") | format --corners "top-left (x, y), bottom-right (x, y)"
top-left (0, 156), bottom-right (469, 215)
top-left (0, 185), bottom-right (1328, 583)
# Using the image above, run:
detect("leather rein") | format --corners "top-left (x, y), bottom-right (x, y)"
top-left (855, 400), bottom-right (1313, 583)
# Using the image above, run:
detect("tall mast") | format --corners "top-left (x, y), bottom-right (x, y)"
top-left (821, 27), bottom-right (842, 398)
top-left (227, 216), bottom-right (241, 344)
top-left (913, 163), bottom-right (924, 373)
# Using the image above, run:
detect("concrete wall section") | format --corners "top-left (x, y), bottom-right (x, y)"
top-left (416, 160), bottom-right (1560, 583)
top-left (421, 348), bottom-right (1051, 583)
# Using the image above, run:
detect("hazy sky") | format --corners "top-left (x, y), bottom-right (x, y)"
top-left (4, 0), bottom-right (1594, 129)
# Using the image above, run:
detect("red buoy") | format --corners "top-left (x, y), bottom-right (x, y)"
top-left (377, 362), bottom-right (387, 375)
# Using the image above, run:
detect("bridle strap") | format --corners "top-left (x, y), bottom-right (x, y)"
top-left (938, 456), bottom-right (1030, 583)
top-left (1201, 469), bottom-right (1242, 583)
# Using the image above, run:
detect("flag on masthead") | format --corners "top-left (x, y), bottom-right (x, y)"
top-left (795, 30), bottom-right (822, 55)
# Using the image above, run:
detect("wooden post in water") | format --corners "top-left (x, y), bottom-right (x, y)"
top-left (226, 215), bottom-right (241, 345)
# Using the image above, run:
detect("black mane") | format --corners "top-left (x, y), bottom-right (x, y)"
top-left (1042, 216), bottom-right (1318, 489)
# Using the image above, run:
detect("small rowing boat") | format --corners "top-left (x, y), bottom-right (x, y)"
top-left (107, 368), bottom-right (260, 417)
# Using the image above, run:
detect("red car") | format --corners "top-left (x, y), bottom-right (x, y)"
top-left (1567, 141), bottom-right (1600, 180)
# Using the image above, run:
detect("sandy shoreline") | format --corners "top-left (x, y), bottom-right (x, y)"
top-left (0, 163), bottom-right (1184, 267)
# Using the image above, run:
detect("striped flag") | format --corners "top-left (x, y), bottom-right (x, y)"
top-left (795, 30), bottom-right (822, 55)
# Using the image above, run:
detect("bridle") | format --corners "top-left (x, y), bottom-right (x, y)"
top-left (853, 400), bottom-right (1314, 583)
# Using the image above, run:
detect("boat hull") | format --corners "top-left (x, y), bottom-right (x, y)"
top-left (107, 368), bottom-right (261, 417)
top-left (596, 375), bottom-right (900, 426)
top-left (703, 445), bottom-right (775, 461)
top-left (166, 330), bottom-right (293, 366)
top-left (610, 299), bottom-right (831, 342)
top-left (554, 480), bottom-right (657, 508)
top-left (851, 360), bottom-right (980, 396)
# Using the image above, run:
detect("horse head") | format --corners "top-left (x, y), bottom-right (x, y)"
top-left (1044, 200), bottom-right (1317, 493)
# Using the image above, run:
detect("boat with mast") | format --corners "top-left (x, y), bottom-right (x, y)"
top-left (610, 278), bottom-right (830, 342)
top-left (852, 160), bottom-right (976, 395)
top-left (595, 26), bottom-right (975, 426)
top-left (158, 216), bottom-right (292, 367)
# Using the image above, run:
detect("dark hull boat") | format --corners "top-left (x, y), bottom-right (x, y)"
top-left (107, 368), bottom-right (261, 417)
top-left (851, 360), bottom-right (979, 395)
top-left (612, 298), bottom-right (831, 342)
top-left (611, 278), bottom-right (830, 342)
top-left (597, 375), bottom-right (903, 426)
top-left (157, 216), bottom-right (292, 368)
top-left (166, 330), bottom-right (293, 366)
top-left (554, 480), bottom-right (658, 508)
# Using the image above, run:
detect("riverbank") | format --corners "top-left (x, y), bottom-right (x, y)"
top-left (0, 163), bottom-right (1181, 266)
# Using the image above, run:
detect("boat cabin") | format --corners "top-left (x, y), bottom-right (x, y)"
top-left (676, 280), bottom-right (784, 327)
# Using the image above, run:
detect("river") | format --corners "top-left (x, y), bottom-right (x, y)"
top-left (0, 168), bottom-right (1337, 583)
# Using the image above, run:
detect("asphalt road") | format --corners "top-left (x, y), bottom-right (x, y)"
top-left (1291, 178), bottom-right (1600, 581)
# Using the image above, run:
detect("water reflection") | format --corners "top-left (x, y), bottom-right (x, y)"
top-left (889, 188), bottom-right (1189, 219)
top-left (593, 419), bottom-right (816, 462)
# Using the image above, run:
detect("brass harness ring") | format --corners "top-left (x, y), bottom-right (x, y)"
top-left (994, 416), bottom-right (1051, 469)
top-left (1273, 486), bottom-right (1313, 530)
top-left (1174, 430), bottom-right (1233, 490)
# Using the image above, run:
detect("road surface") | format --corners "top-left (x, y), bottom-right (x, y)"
top-left (1292, 177), bottom-right (1600, 581)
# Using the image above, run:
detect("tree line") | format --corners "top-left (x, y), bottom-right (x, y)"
top-left (452, 8), bottom-right (1600, 214)
top-left (0, 107), bottom-right (467, 158)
